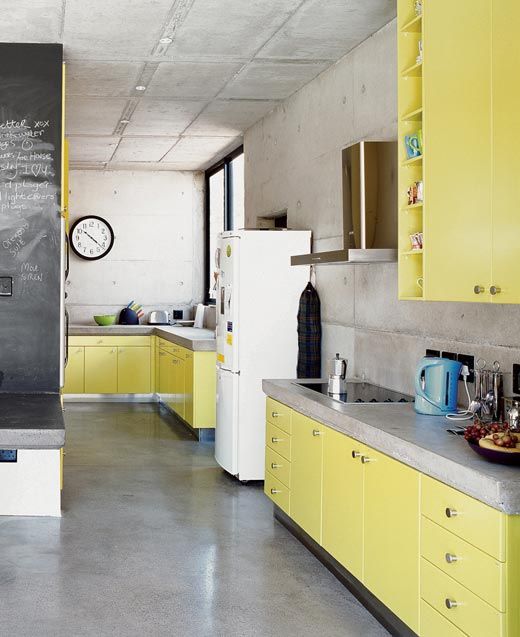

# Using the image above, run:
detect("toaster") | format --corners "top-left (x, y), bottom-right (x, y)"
top-left (148, 310), bottom-right (169, 325)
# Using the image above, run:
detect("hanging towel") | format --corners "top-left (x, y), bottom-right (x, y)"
top-left (297, 282), bottom-right (322, 378)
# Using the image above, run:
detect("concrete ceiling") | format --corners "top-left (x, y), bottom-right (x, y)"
top-left (0, 0), bottom-right (396, 171)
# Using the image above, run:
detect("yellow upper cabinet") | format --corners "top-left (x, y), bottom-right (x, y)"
top-left (491, 1), bottom-right (520, 303)
top-left (399, 0), bottom-right (520, 303)
top-left (423, 0), bottom-right (493, 302)
top-left (290, 412), bottom-right (323, 543)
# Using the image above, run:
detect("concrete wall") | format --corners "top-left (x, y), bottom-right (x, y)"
top-left (244, 20), bottom-right (520, 397)
top-left (67, 170), bottom-right (204, 324)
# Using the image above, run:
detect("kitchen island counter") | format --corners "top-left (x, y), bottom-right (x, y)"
top-left (264, 378), bottom-right (520, 514)
top-left (69, 325), bottom-right (215, 351)
top-left (0, 393), bottom-right (65, 449)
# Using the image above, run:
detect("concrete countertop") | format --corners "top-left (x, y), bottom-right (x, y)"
top-left (263, 379), bottom-right (520, 515)
top-left (69, 324), bottom-right (216, 351)
top-left (0, 393), bottom-right (65, 449)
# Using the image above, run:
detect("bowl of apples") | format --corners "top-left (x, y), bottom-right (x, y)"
top-left (465, 421), bottom-right (520, 466)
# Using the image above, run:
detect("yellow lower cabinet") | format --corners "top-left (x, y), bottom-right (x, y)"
top-left (117, 346), bottom-right (151, 393)
top-left (192, 351), bottom-right (216, 428)
top-left (363, 447), bottom-right (420, 633)
top-left (421, 558), bottom-right (504, 637)
top-left (322, 427), bottom-right (364, 581)
top-left (158, 350), bottom-right (171, 396)
top-left (84, 346), bottom-right (117, 394)
top-left (170, 355), bottom-right (185, 419)
top-left (184, 352), bottom-right (194, 426)
top-left (63, 346), bottom-right (84, 393)
top-left (264, 471), bottom-right (290, 516)
top-left (265, 446), bottom-right (291, 488)
top-left (421, 516), bottom-right (505, 612)
top-left (290, 412), bottom-right (323, 543)
top-left (420, 600), bottom-right (467, 637)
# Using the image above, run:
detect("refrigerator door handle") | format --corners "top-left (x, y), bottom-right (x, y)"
top-left (64, 308), bottom-right (69, 368)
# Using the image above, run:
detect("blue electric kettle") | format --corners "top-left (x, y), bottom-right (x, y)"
top-left (415, 357), bottom-right (462, 416)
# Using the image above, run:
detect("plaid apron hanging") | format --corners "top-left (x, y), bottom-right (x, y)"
top-left (297, 282), bottom-right (322, 378)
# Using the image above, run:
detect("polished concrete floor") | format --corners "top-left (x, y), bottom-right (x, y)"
top-left (0, 403), bottom-right (388, 637)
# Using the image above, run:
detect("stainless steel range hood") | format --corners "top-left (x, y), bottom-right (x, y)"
top-left (291, 141), bottom-right (398, 266)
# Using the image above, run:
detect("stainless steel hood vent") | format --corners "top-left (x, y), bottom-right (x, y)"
top-left (291, 141), bottom-right (398, 266)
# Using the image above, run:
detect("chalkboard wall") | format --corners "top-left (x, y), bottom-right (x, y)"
top-left (0, 44), bottom-right (63, 393)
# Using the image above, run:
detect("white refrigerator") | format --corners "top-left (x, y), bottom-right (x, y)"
top-left (215, 229), bottom-right (311, 481)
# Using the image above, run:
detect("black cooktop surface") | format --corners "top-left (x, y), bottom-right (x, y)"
top-left (296, 381), bottom-right (414, 404)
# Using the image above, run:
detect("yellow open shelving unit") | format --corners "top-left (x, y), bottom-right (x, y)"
top-left (398, 0), bottom-right (424, 301)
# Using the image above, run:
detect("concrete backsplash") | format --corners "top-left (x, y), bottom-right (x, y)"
top-left (67, 170), bottom-right (204, 325)
top-left (244, 20), bottom-right (520, 397)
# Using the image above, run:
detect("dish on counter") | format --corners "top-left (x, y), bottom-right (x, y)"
top-left (465, 421), bottom-right (520, 465)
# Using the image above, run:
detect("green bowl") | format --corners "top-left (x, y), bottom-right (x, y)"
top-left (94, 314), bottom-right (117, 326)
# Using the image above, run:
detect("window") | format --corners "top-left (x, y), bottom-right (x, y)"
top-left (204, 146), bottom-right (244, 302)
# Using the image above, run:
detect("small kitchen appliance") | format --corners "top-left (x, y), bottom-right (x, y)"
top-left (148, 310), bottom-right (169, 325)
top-left (415, 357), bottom-right (462, 416)
top-left (118, 307), bottom-right (139, 325)
top-left (328, 353), bottom-right (348, 395)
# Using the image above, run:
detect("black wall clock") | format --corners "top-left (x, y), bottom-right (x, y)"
top-left (70, 215), bottom-right (115, 260)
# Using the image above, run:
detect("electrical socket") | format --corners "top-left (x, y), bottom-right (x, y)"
top-left (513, 363), bottom-right (520, 395)
top-left (426, 349), bottom-right (440, 358)
top-left (441, 351), bottom-right (457, 361)
top-left (457, 353), bottom-right (475, 383)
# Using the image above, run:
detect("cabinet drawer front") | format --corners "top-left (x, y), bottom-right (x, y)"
top-left (265, 446), bottom-right (291, 488)
top-left (266, 421), bottom-right (291, 461)
top-left (69, 336), bottom-right (151, 347)
top-left (421, 516), bottom-right (505, 611)
top-left (264, 472), bottom-right (290, 516)
top-left (421, 559), bottom-right (504, 637)
top-left (266, 398), bottom-right (292, 434)
top-left (421, 475), bottom-right (505, 560)
top-left (420, 600), bottom-right (467, 637)
top-left (159, 342), bottom-right (189, 358)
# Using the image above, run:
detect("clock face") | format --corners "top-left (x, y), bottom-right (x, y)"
top-left (70, 216), bottom-right (114, 260)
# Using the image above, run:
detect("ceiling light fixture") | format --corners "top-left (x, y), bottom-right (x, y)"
top-left (159, 36), bottom-right (173, 44)
top-left (135, 85), bottom-right (147, 91)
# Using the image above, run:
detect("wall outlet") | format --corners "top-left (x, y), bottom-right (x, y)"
top-left (457, 353), bottom-right (475, 383)
top-left (513, 364), bottom-right (520, 395)
top-left (441, 351), bottom-right (457, 361)
top-left (425, 349), bottom-right (440, 358)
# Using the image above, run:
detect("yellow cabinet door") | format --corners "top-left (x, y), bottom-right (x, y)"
top-left (290, 412), bottom-right (323, 543)
top-left (363, 447), bottom-right (420, 633)
top-left (167, 355), bottom-right (185, 419)
top-left (423, 0), bottom-right (493, 301)
top-left (84, 346), bottom-right (117, 394)
top-left (192, 352), bottom-right (217, 428)
top-left (63, 346), bottom-right (84, 393)
top-left (117, 346), bottom-right (151, 394)
top-left (491, 1), bottom-right (520, 303)
top-left (322, 427), bottom-right (364, 581)
top-left (184, 352), bottom-right (194, 426)
top-left (158, 350), bottom-right (171, 396)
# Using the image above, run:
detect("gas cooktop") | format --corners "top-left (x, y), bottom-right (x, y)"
top-left (295, 381), bottom-right (414, 404)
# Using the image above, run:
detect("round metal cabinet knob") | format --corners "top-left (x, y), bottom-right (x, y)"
top-left (271, 463), bottom-right (282, 469)
top-left (445, 599), bottom-right (460, 610)
top-left (270, 489), bottom-right (281, 495)
top-left (474, 285), bottom-right (485, 294)
top-left (271, 437), bottom-right (283, 443)
top-left (489, 285), bottom-right (501, 295)
top-left (445, 553), bottom-right (459, 564)
top-left (361, 456), bottom-right (374, 464)
top-left (312, 429), bottom-right (323, 436)
top-left (352, 451), bottom-right (361, 459)
top-left (271, 411), bottom-right (281, 418)
top-left (445, 507), bottom-right (458, 518)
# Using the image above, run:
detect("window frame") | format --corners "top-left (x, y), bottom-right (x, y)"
top-left (204, 145), bottom-right (244, 304)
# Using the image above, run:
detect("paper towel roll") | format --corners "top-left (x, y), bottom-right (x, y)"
top-left (194, 303), bottom-right (205, 329)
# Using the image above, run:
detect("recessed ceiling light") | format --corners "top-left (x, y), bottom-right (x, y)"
top-left (159, 36), bottom-right (173, 44)
top-left (135, 85), bottom-right (147, 91)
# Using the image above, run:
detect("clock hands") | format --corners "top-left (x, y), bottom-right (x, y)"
top-left (84, 230), bottom-right (103, 248)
